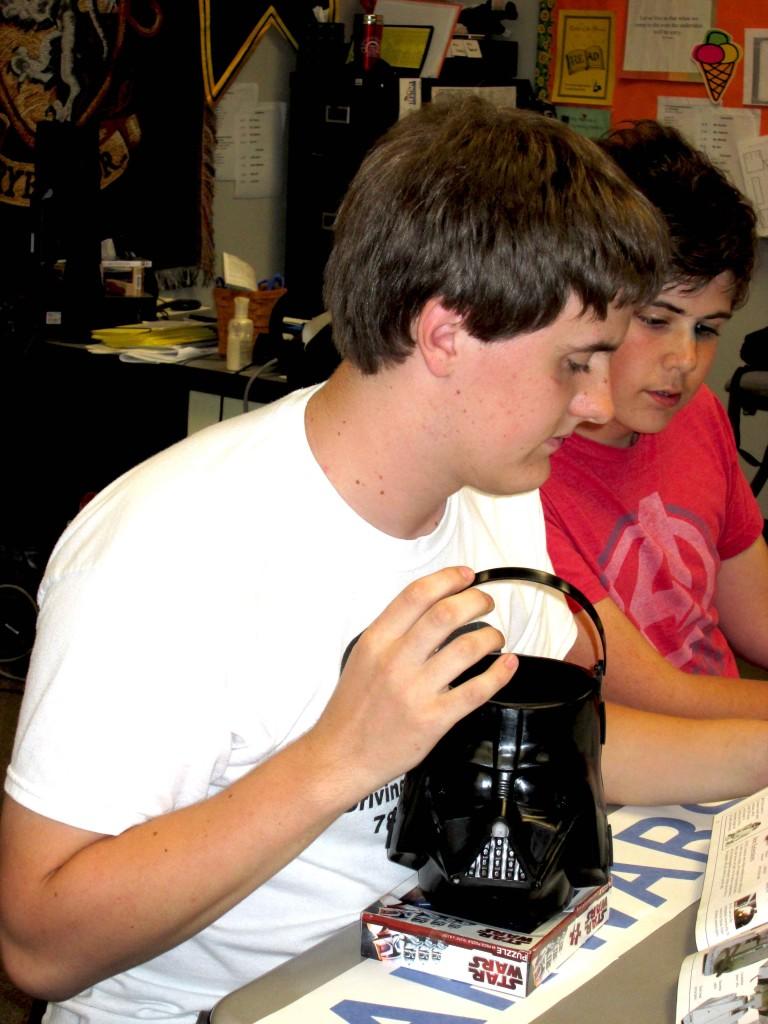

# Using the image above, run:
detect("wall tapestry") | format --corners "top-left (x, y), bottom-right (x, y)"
top-left (0, 1), bottom-right (213, 289)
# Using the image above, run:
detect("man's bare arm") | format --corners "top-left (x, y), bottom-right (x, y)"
top-left (602, 702), bottom-right (768, 805)
top-left (570, 601), bottom-right (768, 719)
top-left (0, 567), bottom-right (516, 1002)
top-left (716, 536), bottom-right (768, 670)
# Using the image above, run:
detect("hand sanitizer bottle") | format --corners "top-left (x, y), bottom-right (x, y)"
top-left (226, 295), bottom-right (255, 371)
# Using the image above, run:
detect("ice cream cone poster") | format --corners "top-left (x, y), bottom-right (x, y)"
top-left (692, 29), bottom-right (742, 104)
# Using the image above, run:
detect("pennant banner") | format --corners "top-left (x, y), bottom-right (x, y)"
top-left (199, 0), bottom-right (339, 106)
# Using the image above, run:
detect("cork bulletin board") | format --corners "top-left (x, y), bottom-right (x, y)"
top-left (539, 0), bottom-right (768, 133)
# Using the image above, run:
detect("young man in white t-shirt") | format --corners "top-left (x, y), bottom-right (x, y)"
top-left (2, 98), bottom-right (768, 1023)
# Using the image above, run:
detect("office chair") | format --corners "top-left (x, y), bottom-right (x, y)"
top-left (727, 325), bottom-right (768, 499)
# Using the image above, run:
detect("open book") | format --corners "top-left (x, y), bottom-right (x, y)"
top-left (676, 786), bottom-right (768, 1023)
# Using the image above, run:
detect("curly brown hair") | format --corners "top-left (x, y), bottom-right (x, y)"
top-left (599, 119), bottom-right (757, 309)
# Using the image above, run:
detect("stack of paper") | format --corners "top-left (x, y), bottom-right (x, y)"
top-left (91, 319), bottom-right (217, 349)
top-left (117, 342), bottom-right (217, 364)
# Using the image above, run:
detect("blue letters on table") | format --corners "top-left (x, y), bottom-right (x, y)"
top-left (330, 999), bottom-right (488, 1023)
top-left (614, 816), bottom-right (711, 864)
top-left (611, 862), bottom-right (702, 906)
top-left (393, 968), bottom-right (516, 1010)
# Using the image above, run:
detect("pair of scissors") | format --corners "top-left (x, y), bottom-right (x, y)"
top-left (258, 274), bottom-right (284, 290)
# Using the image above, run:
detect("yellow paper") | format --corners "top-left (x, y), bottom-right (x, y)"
top-left (91, 321), bottom-right (217, 349)
top-left (551, 10), bottom-right (615, 106)
top-left (381, 26), bottom-right (432, 72)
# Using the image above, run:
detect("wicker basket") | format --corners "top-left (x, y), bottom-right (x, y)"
top-left (213, 286), bottom-right (287, 356)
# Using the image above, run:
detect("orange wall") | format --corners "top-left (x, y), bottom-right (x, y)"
top-left (550, 0), bottom-right (768, 132)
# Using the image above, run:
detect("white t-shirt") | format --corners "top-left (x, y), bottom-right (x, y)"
top-left (7, 385), bottom-right (575, 1023)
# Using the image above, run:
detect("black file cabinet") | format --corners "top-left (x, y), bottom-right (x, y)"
top-left (284, 65), bottom-right (399, 319)
top-left (283, 27), bottom-right (526, 320)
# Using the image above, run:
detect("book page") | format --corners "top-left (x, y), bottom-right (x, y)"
top-left (696, 786), bottom-right (768, 952)
top-left (677, 924), bottom-right (768, 1023)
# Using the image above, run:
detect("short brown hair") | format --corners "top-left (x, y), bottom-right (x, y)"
top-left (324, 96), bottom-right (669, 374)
top-left (599, 120), bottom-right (757, 308)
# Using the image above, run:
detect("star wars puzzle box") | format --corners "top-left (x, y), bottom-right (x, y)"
top-left (361, 876), bottom-right (611, 997)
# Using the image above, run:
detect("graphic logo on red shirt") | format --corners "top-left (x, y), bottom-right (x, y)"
top-left (599, 492), bottom-right (729, 674)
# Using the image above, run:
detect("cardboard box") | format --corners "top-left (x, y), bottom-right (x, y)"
top-left (361, 877), bottom-right (610, 997)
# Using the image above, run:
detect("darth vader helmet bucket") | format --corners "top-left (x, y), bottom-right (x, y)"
top-left (386, 567), bottom-right (612, 930)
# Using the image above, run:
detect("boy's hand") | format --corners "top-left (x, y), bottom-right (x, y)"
top-left (306, 566), bottom-right (518, 800)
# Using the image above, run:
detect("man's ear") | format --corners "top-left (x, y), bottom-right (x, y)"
top-left (412, 297), bottom-right (465, 378)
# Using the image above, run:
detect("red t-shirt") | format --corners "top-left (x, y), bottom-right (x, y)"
top-left (542, 387), bottom-right (763, 677)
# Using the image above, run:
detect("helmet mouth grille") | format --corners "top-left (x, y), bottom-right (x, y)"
top-left (465, 835), bottom-right (527, 883)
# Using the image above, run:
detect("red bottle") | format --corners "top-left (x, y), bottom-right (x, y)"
top-left (358, 13), bottom-right (383, 73)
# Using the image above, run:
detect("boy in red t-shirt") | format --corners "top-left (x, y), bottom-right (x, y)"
top-left (543, 120), bottom-right (768, 718)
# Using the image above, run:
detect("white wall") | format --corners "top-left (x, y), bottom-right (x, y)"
top-left (175, 28), bottom-right (297, 312)
top-left (210, 30), bottom-right (296, 285)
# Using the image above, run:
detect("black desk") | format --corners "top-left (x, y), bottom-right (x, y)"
top-left (2, 339), bottom-right (292, 563)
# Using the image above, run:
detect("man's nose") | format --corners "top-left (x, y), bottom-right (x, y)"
top-left (571, 367), bottom-right (614, 424)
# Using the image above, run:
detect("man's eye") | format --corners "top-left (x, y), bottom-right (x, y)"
top-left (566, 359), bottom-right (591, 374)
top-left (636, 314), bottom-right (667, 328)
